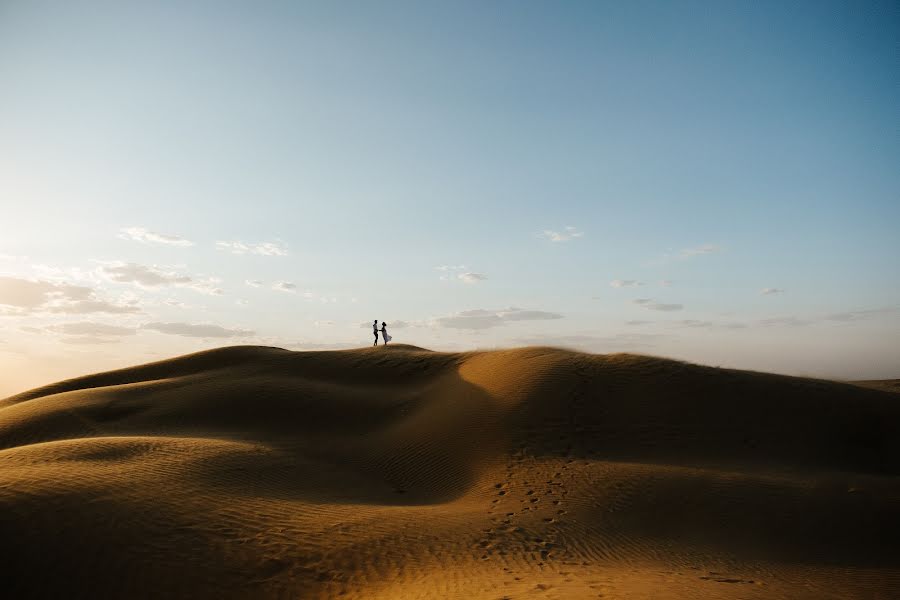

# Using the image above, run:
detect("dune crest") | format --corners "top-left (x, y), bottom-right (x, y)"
top-left (1, 345), bottom-right (898, 599)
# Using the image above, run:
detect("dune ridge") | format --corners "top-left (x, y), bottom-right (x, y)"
top-left (1, 345), bottom-right (898, 599)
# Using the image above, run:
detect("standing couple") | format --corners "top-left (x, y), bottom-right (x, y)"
top-left (373, 320), bottom-right (391, 345)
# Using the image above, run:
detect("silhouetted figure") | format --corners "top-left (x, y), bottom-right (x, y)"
top-left (373, 319), bottom-right (379, 346)
top-left (381, 322), bottom-right (391, 344)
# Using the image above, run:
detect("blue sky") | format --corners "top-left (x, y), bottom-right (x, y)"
top-left (1, 1), bottom-right (898, 395)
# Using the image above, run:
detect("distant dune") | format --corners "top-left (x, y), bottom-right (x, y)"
top-left (1, 345), bottom-right (898, 599)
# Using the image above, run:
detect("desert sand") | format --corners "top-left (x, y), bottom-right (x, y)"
top-left (1, 345), bottom-right (898, 599)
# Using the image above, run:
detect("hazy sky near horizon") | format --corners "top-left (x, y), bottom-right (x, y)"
top-left (1, 0), bottom-right (898, 396)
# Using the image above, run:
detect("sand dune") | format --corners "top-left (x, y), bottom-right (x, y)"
top-left (1, 345), bottom-right (898, 599)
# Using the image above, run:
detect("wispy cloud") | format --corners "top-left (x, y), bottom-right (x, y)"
top-left (677, 319), bottom-right (747, 330)
top-left (245, 279), bottom-right (263, 288)
top-left (823, 306), bottom-right (899, 322)
top-left (60, 336), bottom-right (121, 345)
top-left (142, 322), bottom-right (254, 338)
top-left (272, 281), bottom-right (297, 293)
top-left (359, 320), bottom-right (414, 329)
top-left (118, 227), bottom-right (193, 247)
top-left (44, 322), bottom-right (137, 342)
top-left (759, 316), bottom-right (810, 327)
top-left (610, 280), bottom-right (642, 288)
top-left (97, 262), bottom-right (223, 295)
top-left (435, 307), bottom-right (563, 330)
top-left (435, 265), bottom-right (487, 284)
top-left (660, 280), bottom-right (673, 287)
top-left (648, 244), bottom-right (722, 266)
top-left (760, 288), bottom-right (785, 295)
top-left (680, 244), bottom-right (721, 258)
top-left (633, 298), bottom-right (683, 312)
top-left (679, 319), bottom-right (714, 328)
top-left (0, 276), bottom-right (141, 315)
top-left (539, 226), bottom-right (584, 242)
top-left (216, 240), bottom-right (287, 256)
top-left (458, 272), bottom-right (488, 284)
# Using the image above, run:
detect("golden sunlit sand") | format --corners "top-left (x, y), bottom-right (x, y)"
top-left (1, 345), bottom-right (898, 599)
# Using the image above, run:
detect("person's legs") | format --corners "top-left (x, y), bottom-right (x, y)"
top-left (373, 333), bottom-right (378, 346)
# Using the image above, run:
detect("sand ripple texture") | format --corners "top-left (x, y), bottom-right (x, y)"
top-left (1, 345), bottom-right (898, 599)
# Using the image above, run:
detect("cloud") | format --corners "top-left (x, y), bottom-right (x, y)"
top-left (46, 299), bottom-right (142, 314)
top-left (98, 262), bottom-right (223, 295)
top-left (648, 244), bottom-right (722, 266)
top-left (142, 322), bottom-right (254, 338)
top-left (359, 320), bottom-right (414, 329)
top-left (760, 288), bottom-right (785, 295)
top-left (436, 307), bottom-right (563, 330)
top-left (823, 306), bottom-right (899, 322)
top-left (118, 227), bottom-right (193, 247)
top-left (680, 244), bottom-right (721, 258)
top-left (436, 265), bottom-right (487, 283)
top-left (0, 276), bottom-right (141, 315)
top-left (539, 226), bottom-right (584, 242)
top-left (679, 319), bottom-right (714, 328)
top-left (0, 277), bottom-right (61, 311)
top-left (610, 280), bottom-right (642, 288)
top-left (216, 241), bottom-right (287, 256)
top-left (625, 320), bottom-right (653, 326)
top-left (60, 336), bottom-right (121, 345)
top-left (46, 322), bottom-right (136, 337)
top-left (632, 298), bottom-right (683, 312)
top-left (458, 272), bottom-right (487, 284)
top-left (675, 319), bottom-right (748, 330)
top-left (314, 320), bottom-right (334, 327)
top-left (272, 281), bottom-right (297, 293)
top-left (759, 317), bottom-right (810, 327)
top-left (245, 280), bottom-right (263, 288)
top-left (660, 280), bottom-right (673, 287)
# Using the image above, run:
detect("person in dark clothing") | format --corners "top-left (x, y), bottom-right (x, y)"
top-left (373, 319), bottom-right (379, 346)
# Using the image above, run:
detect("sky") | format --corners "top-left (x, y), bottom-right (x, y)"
top-left (1, 0), bottom-right (898, 397)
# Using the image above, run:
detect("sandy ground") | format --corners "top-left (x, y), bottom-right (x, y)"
top-left (1, 345), bottom-right (898, 599)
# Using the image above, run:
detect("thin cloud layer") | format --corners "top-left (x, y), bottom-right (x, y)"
top-left (610, 280), bottom-right (642, 288)
top-left (359, 320), bottom-right (414, 329)
top-left (216, 241), bottom-right (288, 256)
top-left (824, 306), bottom-right (899, 322)
top-left (436, 308), bottom-right (563, 330)
top-left (680, 244), bottom-right (721, 258)
top-left (759, 317), bottom-right (810, 327)
top-left (98, 262), bottom-right (223, 295)
top-left (142, 322), bottom-right (254, 338)
top-left (458, 272), bottom-right (488, 284)
top-left (539, 227), bottom-right (583, 242)
top-left (118, 227), bottom-right (193, 247)
top-left (633, 298), bottom-right (683, 312)
top-left (0, 276), bottom-right (140, 315)
top-left (272, 281), bottom-right (297, 293)
top-left (46, 322), bottom-right (136, 336)
top-left (760, 288), bottom-right (785, 295)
